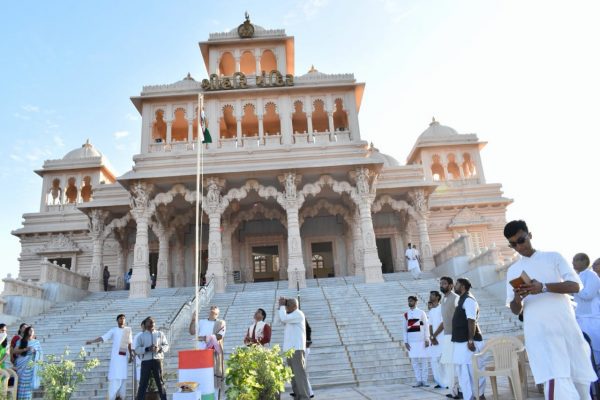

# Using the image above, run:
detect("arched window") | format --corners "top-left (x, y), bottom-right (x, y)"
top-left (219, 52), bottom-right (235, 76)
top-left (81, 176), bottom-right (93, 202)
top-left (152, 110), bottom-right (167, 143)
top-left (447, 154), bottom-right (461, 179)
top-left (260, 49), bottom-right (277, 73)
top-left (65, 177), bottom-right (78, 203)
top-left (431, 155), bottom-right (445, 181)
top-left (311, 99), bottom-right (328, 132)
top-left (253, 255), bottom-right (267, 273)
top-left (292, 101), bottom-right (308, 134)
top-left (192, 107), bottom-right (199, 140)
top-left (333, 98), bottom-right (348, 131)
top-left (462, 153), bottom-right (477, 177)
top-left (263, 102), bottom-right (281, 135)
top-left (171, 108), bottom-right (188, 142)
top-left (47, 178), bottom-right (62, 205)
top-left (312, 254), bottom-right (324, 270)
top-left (240, 51), bottom-right (255, 75)
top-left (241, 104), bottom-right (258, 137)
top-left (219, 105), bottom-right (236, 139)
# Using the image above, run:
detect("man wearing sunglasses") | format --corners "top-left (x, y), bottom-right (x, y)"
top-left (504, 220), bottom-right (596, 400)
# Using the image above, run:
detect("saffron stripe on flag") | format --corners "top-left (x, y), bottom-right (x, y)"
top-left (179, 349), bottom-right (214, 369)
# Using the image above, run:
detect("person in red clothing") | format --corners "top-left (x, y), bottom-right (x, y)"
top-left (244, 308), bottom-right (271, 346)
top-left (10, 323), bottom-right (28, 364)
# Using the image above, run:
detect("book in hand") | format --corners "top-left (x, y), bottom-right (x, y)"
top-left (509, 271), bottom-right (532, 289)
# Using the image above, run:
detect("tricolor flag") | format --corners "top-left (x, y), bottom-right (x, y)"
top-left (200, 108), bottom-right (212, 144)
top-left (177, 349), bottom-right (215, 400)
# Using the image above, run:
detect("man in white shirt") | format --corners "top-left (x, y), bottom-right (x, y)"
top-left (86, 314), bottom-right (133, 400)
top-left (572, 253), bottom-right (600, 363)
top-left (278, 297), bottom-right (310, 400)
top-left (405, 243), bottom-right (421, 279)
top-left (451, 278), bottom-right (486, 400)
top-left (189, 306), bottom-right (226, 392)
top-left (504, 220), bottom-right (597, 400)
top-left (428, 291), bottom-right (446, 389)
top-left (403, 295), bottom-right (430, 387)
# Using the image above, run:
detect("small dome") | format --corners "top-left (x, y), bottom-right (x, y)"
top-left (418, 118), bottom-right (459, 141)
top-left (381, 153), bottom-right (400, 167)
top-left (63, 140), bottom-right (102, 160)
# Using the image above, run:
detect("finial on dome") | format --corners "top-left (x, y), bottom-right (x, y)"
top-left (84, 139), bottom-right (90, 147)
top-left (245, 11), bottom-right (250, 22)
top-left (184, 72), bottom-right (194, 80)
top-left (430, 116), bottom-right (438, 126)
top-left (308, 65), bottom-right (317, 73)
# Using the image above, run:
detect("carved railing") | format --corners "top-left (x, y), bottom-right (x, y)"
top-left (468, 245), bottom-right (501, 269)
top-left (39, 259), bottom-right (90, 291)
top-left (433, 234), bottom-right (473, 266)
top-left (443, 178), bottom-right (480, 187)
top-left (208, 28), bottom-right (286, 40)
top-left (1, 274), bottom-right (43, 298)
top-left (295, 72), bottom-right (355, 83)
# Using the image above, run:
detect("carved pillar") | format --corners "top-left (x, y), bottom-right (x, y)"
top-left (278, 172), bottom-right (306, 289)
top-left (255, 56), bottom-right (261, 75)
top-left (351, 210), bottom-right (364, 276)
top-left (410, 188), bottom-right (435, 270)
top-left (222, 223), bottom-right (234, 284)
top-left (187, 121), bottom-right (193, 143)
top-left (152, 222), bottom-right (171, 289)
top-left (88, 209), bottom-right (109, 292)
top-left (236, 118), bottom-right (242, 142)
top-left (114, 227), bottom-right (129, 289)
top-left (173, 232), bottom-right (185, 287)
top-left (353, 167), bottom-right (383, 283)
top-left (204, 178), bottom-right (227, 293)
top-left (166, 121), bottom-right (172, 144)
top-left (129, 181), bottom-right (153, 298)
top-left (327, 112), bottom-right (334, 137)
top-left (307, 114), bottom-right (314, 140)
top-left (258, 117), bottom-right (264, 142)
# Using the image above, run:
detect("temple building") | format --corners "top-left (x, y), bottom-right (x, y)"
top-left (11, 16), bottom-right (512, 298)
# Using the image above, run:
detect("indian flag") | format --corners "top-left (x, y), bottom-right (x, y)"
top-left (176, 349), bottom-right (215, 400)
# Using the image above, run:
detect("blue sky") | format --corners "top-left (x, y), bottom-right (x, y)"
top-left (1, 0), bottom-right (599, 285)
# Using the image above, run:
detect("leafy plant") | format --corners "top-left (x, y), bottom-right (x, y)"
top-left (225, 344), bottom-right (294, 400)
top-left (35, 347), bottom-right (100, 400)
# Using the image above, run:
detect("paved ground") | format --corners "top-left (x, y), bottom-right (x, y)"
top-left (282, 379), bottom-right (545, 399)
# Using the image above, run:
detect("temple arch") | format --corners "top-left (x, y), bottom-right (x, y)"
top-left (65, 177), bottom-right (78, 203)
top-left (47, 178), bottom-right (62, 205)
top-left (219, 52), bottom-right (235, 76)
top-left (171, 108), bottom-right (188, 142)
top-left (219, 104), bottom-right (236, 139)
top-left (311, 99), bottom-right (328, 132)
top-left (431, 154), bottom-right (445, 181)
top-left (263, 102), bottom-right (281, 135)
top-left (447, 153), bottom-right (461, 179)
top-left (81, 176), bottom-right (93, 202)
top-left (260, 49), bottom-right (277, 73)
top-left (240, 51), bottom-right (256, 75)
top-left (152, 110), bottom-right (167, 142)
top-left (462, 153), bottom-right (477, 177)
top-left (292, 100), bottom-right (308, 133)
top-left (333, 98), bottom-right (349, 131)
top-left (241, 103), bottom-right (258, 137)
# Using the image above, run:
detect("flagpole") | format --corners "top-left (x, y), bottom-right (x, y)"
top-left (194, 93), bottom-right (204, 337)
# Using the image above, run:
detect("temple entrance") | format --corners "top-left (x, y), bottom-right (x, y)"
top-left (149, 252), bottom-right (158, 287)
top-left (376, 238), bottom-right (394, 274)
top-left (195, 249), bottom-right (209, 285)
top-left (311, 242), bottom-right (334, 278)
top-left (252, 245), bottom-right (280, 282)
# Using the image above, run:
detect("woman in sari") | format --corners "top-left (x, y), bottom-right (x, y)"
top-left (12, 326), bottom-right (42, 400)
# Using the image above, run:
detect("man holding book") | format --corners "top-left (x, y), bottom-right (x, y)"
top-left (504, 220), bottom-right (596, 399)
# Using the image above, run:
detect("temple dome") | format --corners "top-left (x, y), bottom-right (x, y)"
top-left (417, 118), bottom-right (459, 141)
top-left (62, 140), bottom-right (102, 160)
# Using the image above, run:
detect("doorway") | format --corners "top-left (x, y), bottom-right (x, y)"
top-left (376, 238), bottom-right (394, 274)
top-left (311, 242), bottom-right (334, 278)
top-left (252, 245), bottom-right (280, 282)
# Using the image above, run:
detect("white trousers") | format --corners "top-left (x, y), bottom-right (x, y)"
top-left (409, 266), bottom-right (421, 279)
top-left (457, 362), bottom-right (486, 400)
top-left (108, 378), bottom-right (127, 400)
top-left (440, 335), bottom-right (460, 395)
top-left (543, 377), bottom-right (591, 400)
top-left (430, 356), bottom-right (445, 387)
top-left (306, 347), bottom-right (314, 396)
top-left (411, 357), bottom-right (429, 384)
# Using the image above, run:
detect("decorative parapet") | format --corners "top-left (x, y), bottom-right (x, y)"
top-left (494, 256), bottom-right (519, 279)
top-left (208, 28), bottom-right (286, 40)
top-left (1, 274), bottom-right (43, 298)
top-left (295, 72), bottom-right (355, 84)
top-left (142, 79), bottom-right (203, 94)
top-left (468, 244), bottom-right (501, 269)
top-left (433, 234), bottom-right (473, 266)
top-left (39, 259), bottom-right (90, 291)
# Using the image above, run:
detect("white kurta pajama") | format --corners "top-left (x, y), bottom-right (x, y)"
top-left (427, 304), bottom-right (445, 388)
top-left (101, 326), bottom-right (132, 400)
top-left (405, 248), bottom-right (421, 278)
top-left (507, 251), bottom-right (597, 400)
top-left (404, 307), bottom-right (430, 385)
top-left (574, 268), bottom-right (600, 362)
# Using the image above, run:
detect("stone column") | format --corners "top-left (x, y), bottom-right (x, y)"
top-left (258, 117), bottom-right (264, 142)
top-left (278, 172), bottom-right (306, 289)
top-left (129, 182), bottom-right (153, 298)
top-left (328, 112), bottom-right (334, 138)
top-left (307, 114), bottom-right (314, 140)
top-left (236, 118), bottom-right (242, 142)
top-left (88, 209), bottom-right (109, 292)
top-left (152, 223), bottom-right (171, 289)
top-left (204, 178), bottom-right (227, 293)
top-left (255, 56), bottom-right (261, 75)
top-left (173, 232), bottom-right (185, 287)
top-left (187, 121), bottom-right (194, 143)
top-left (166, 121), bottom-right (172, 144)
top-left (114, 227), bottom-right (129, 289)
top-left (222, 224), bottom-right (234, 284)
top-left (351, 210), bottom-right (364, 276)
top-left (410, 188), bottom-right (435, 270)
top-left (353, 167), bottom-right (383, 283)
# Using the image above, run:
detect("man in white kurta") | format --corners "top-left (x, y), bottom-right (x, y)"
top-left (427, 291), bottom-right (445, 389)
top-left (278, 297), bottom-right (310, 400)
top-left (403, 295), bottom-right (430, 387)
top-left (189, 306), bottom-right (226, 393)
top-left (504, 220), bottom-right (597, 400)
top-left (572, 253), bottom-right (600, 362)
top-left (86, 314), bottom-right (132, 400)
top-left (405, 243), bottom-right (421, 279)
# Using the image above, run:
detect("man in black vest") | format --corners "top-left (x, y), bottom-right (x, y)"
top-left (451, 278), bottom-right (487, 400)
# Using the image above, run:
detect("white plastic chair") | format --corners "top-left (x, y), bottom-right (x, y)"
top-left (0, 368), bottom-right (18, 400)
top-left (472, 336), bottom-right (525, 400)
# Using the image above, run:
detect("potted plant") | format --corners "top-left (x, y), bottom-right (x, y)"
top-left (225, 344), bottom-right (294, 400)
top-left (36, 347), bottom-right (99, 400)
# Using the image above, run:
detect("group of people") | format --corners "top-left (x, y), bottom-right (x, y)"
top-left (0, 322), bottom-right (43, 400)
top-left (402, 219), bottom-right (599, 400)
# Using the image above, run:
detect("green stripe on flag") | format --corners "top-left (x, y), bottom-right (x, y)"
top-left (201, 393), bottom-right (215, 400)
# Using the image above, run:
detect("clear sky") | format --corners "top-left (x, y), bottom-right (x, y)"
top-left (1, 0), bottom-right (599, 288)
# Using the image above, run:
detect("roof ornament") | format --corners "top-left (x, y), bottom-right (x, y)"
top-left (430, 116), bottom-right (438, 126)
top-left (184, 72), bottom-right (195, 81)
top-left (308, 65), bottom-right (317, 73)
top-left (237, 12), bottom-right (255, 38)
